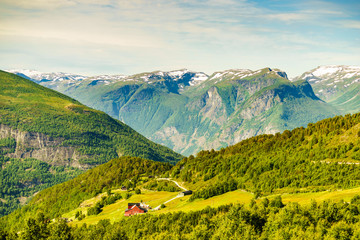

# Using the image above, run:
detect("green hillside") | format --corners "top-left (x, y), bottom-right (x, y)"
top-left (2, 112), bottom-right (360, 238)
top-left (0, 70), bottom-right (182, 217)
top-left (3, 198), bottom-right (360, 240)
top-left (0, 70), bottom-right (182, 165)
top-left (1, 156), bottom-right (172, 231)
top-left (172, 113), bottom-right (360, 199)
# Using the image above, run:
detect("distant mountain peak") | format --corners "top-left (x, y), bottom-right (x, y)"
top-left (8, 69), bottom-right (87, 83)
top-left (8, 69), bottom-right (43, 78)
top-left (297, 65), bottom-right (360, 83)
top-left (168, 69), bottom-right (190, 77)
top-left (208, 67), bottom-right (288, 84)
top-left (301, 65), bottom-right (360, 78)
top-left (295, 65), bottom-right (360, 106)
top-left (126, 69), bottom-right (209, 89)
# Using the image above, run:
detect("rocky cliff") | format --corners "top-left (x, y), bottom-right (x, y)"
top-left (0, 124), bottom-right (90, 169)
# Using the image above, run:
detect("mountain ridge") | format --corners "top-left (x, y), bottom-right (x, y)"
top-left (8, 67), bottom-right (343, 155)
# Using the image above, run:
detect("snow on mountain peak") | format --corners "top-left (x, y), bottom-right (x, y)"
top-left (189, 72), bottom-right (209, 86)
top-left (168, 69), bottom-right (189, 77)
top-left (312, 66), bottom-right (343, 77)
top-left (8, 69), bottom-right (43, 78)
top-left (311, 65), bottom-right (360, 78)
top-left (8, 69), bottom-right (88, 82)
top-left (209, 68), bottom-right (288, 83)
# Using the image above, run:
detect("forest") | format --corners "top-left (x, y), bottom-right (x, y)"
top-left (0, 156), bottom-right (173, 231)
top-left (1, 196), bottom-right (360, 239)
top-left (2, 112), bottom-right (360, 236)
top-left (172, 113), bottom-right (360, 199)
top-left (0, 155), bottom-right (83, 216)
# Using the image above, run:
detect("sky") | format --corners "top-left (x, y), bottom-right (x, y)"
top-left (0, 0), bottom-right (359, 78)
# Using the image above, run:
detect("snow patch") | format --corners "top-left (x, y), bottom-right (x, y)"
top-left (343, 72), bottom-right (356, 79)
top-left (189, 73), bottom-right (209, 86)
top-left (210, 72), bottom-right (224, 80)
top-left (8, 69), bottom-right (43, 78)
top-left (168, 70), bottom-right (189, 77)
top-left (140, 76), bottom-right (149, 82)
top-left (312, 66), bottom-right (342, 77)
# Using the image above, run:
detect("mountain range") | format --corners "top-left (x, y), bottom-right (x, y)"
top-left (10, 65), bottom-right (359, 155)
top-left (1, 67), bottom-right (360, 238)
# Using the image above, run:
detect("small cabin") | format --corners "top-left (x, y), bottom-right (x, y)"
top-left (178, 190), bottom-right (193, 197)
top-left (121, 186), bottom-right (127, 191)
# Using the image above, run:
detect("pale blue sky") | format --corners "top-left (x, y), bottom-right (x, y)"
top-left (0, 0), bottom-right (359, 77)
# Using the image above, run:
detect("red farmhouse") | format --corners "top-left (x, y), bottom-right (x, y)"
top-left (124, 203), bottom-right (148, 216)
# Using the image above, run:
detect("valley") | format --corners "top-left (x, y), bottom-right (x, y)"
top-left (1, 68), bottom-right (360, 239)
top-left (0, 71), bottom-right (182, 217)
top-left (10, 66), bottom-right (355, 155)
top-left (2, 0), bottom-right (359, 238)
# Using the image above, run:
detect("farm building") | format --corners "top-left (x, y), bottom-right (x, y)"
top-left (124, 203), bottom-right (150, 216)
top-left (178, 190), bottom-right (193, 197)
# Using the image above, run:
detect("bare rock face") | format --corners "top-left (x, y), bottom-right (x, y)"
top-left (240, 90), bottom-right (281, 119)
top-left (0, 124), bottom-right (90, 169)
top-left (199, 87), bottom-right (227, 125)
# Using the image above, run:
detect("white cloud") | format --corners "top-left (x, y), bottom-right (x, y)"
top-left (0, 0), bottom-right (76, 9)
top-left (0, 0), bottom-right (358, 76)
top-left (0, 0), bottom-right (113, 9)
top-left (265, 13), bottom-right (311, 22)
top-left (340, 20), bottom-right (360, 29)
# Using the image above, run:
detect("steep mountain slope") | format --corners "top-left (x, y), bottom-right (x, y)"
top-left (174, 68), bottom-right (337, 155)
top-left (0, 70), bottom-right (182, 216)
top-left (10, 68), bottom-right (339, 155)
top-left (0, 70), bottom-right (182, 166)
top-left (295, 65), bottom-right (360, 113)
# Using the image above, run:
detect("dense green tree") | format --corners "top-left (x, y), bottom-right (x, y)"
top-left (1, 199), bottom-right (357, 239)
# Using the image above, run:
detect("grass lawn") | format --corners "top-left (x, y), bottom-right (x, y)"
top-left (66, 189), bottom-right (177, 226)
top-left (155, 189), bottom-right (254, 214)
top-left (63, 185), bottom-right (360, 226)
top-left (279, 186), bottom-right (360, 205)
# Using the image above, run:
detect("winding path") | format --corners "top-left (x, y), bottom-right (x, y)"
top-left (156, 178), bottom-right (188, 191)
top-left (153, 178), bottom-right (188, 210)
